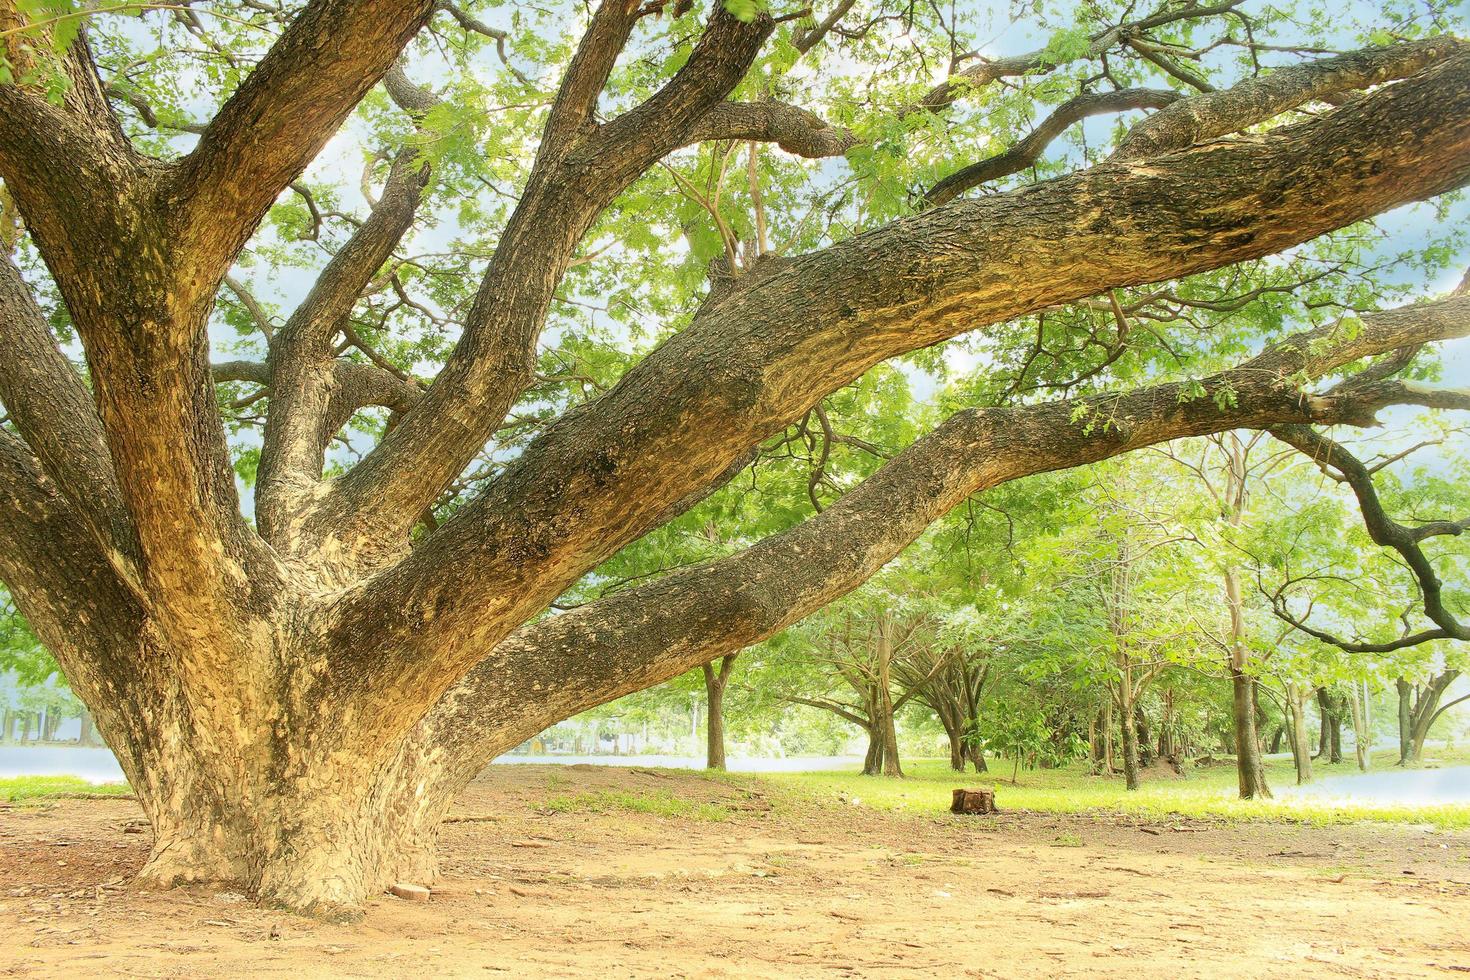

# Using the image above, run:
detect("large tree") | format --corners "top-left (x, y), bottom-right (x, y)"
top-left (3, 0), bottom-right (1470, 916)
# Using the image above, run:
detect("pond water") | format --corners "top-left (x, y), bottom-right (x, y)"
top-left (0, 745), bottom-right (125, 783)
top-left (6, 745), bottom-right (1466, 804)
top-left (1284, 764), bottom-right (1470, 806)
top-left (0, 746), bottom-right (859, 783)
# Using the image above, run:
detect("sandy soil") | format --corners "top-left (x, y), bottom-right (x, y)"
top-left (3, 764), bottom-right (1469, 978)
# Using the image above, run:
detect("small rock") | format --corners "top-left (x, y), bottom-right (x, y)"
top-left (390, 882), bottom-right (431, 902)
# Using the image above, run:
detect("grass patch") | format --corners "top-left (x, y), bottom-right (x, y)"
top-left (539, 789), bottom-right (731, 822)
top-left (0, 775), bottom-right (132, 802)
top-left (756, 751), bottom-right (1470, 831)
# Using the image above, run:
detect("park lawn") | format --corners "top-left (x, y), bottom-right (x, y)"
top-left (0, 775), bottom-right (132, 803)
top-left (4, 749), bottom-right (1467, 829)
top-left (754, 749), bottom-right (1470, 831)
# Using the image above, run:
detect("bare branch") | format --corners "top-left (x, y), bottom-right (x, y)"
top-left (1268, 424), bottom-right (1469, 648)
top-left (925, 87), bottom-right (1180, 206)
top-left (687, 99), bottom-right (857, 158)
top-left (0, 253), bottom-right (139, 577)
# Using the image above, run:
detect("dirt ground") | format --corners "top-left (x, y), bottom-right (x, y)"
top-left (2, 765), bottom-right (1468, 978)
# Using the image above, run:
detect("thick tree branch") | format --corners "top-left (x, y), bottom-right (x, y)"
top-left (0, 254), bottom-right (139, 579)
top-left (253, 64), bottom-right (437, 543)
top-left (539, 0), bottom-right (644, 152)
top-left (409, 291), bottom-right (1470, 784)
top-left (687, 99), bottom-right (858, 158)
top-left (328, 51), bottom-right (1470, 726)
top-left (925, 88), bottom-right (1180, 206)
top-left (167, 0), bottom-right (436, 288)
top-left (589, 8), bottom-right (775, 185)
top-left (1116, 37), bottom-right (1462, 159)
top-left (314, 4), bottom-right (775, 558)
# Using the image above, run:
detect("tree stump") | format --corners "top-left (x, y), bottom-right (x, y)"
top-left (950, 788), bottom-right (997, 815)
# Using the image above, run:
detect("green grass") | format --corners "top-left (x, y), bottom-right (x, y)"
top-left (0, 775), bottom-right (132, 802)
top-left (539, 788), bottom-right (732, 822)
top-left (754, 750), bottom-right (1470, 831)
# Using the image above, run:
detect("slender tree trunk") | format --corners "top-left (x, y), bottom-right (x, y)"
top-left (1328, 692), bottom-right (1343, 764)
top-left (873, 619), bottom-right (903, 778)
top-left (704, 677), bottom-right (726, 771)
top-left (701, 654), bottom-right (736, 771)
top-left (862, 725), bottom-right (883, 776)
top-left (1269, 725), bottom-right (1284, 754)
top-left (1348, 684), bottom-right (1369, 771)
top-left (1220, 447), bottom-right (1270, 799)
top-left (1118, 690), bottom-right (1141, 791)
top-left (1287, 684), bottom-right (1314, 785)
top-left (1397, 677), bottom-right (1414, 765)
top-left (1230, 667), bottom-right (1271, 798)
top-left (945, 721), bottom-right (965, 772)
top-left (1315, 687), bottom-right (1332, 761)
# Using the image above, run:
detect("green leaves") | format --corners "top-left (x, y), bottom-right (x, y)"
top-left (722, 0), bottom-right (760, 24)
top-left (1039, 26), bottom-right (1092, 67)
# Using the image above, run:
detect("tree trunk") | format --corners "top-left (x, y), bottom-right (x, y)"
top-left (945, 721), bottom-right (966, 772)
top-left (1287, 684), bottom-right (1314, 785)
top-left (1397, 677), bottom-right (1414, 765)
top-left (968, 743), bottom-right (987, 773)
top-left (1313, 688), bottom-right (1344, 764)
top-left (1315, 687), bottom-right (1332, 761)
top-left (1230, 668), bottom-right (1271, 799)
top-left (1118, 691), bottom-right (1141, 791)
top-left (1409, 715), bottom-right (1433, 763)
top-left (873, 618), bottom-right (903, 778)
top-left (878, 703), bottom-right (902, 778)
top-left (705, 677), bottom-right (726, 771)
top-left (1269, 724), bottom-right (1285, 754)
top-left (77, 708), bottom-right (97, 747)
top-left (701, 654), bottom-right (736, 771)
top-left (1346, 684), bottom-right (1369, 771)
top-left (862, 726), bottom-right (884, 776)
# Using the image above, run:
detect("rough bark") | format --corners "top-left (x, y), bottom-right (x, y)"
top-left (1230, 667), bottom-right (1271, 798)
top-left (1118, 686), bottom-right (1141, 792)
